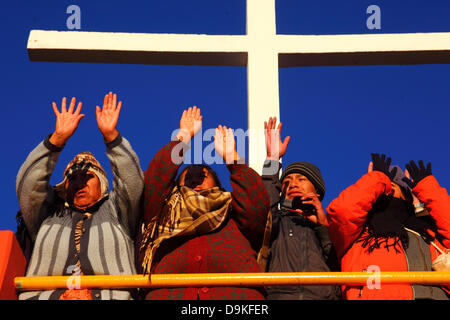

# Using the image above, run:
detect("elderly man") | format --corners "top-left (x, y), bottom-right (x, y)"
top-left (16, 92), bottom-right (144, 300)
top-left (261, 117), bottom-right (340, 300)
top-left (138, 106), bottom-right (270, 300)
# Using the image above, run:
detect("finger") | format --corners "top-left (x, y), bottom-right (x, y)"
top-left (61, 97), bottom-right (67, 113)
top-left (277, 121), bottom-right (283, 133)
top-left (102, 94), bottom-right (108, 110)
top-left (74, 102), bottom-right (83, 116)
top-left (96, 106), bottom-right (101, 120)
top-left (386, 156), bottom-right (392, 168)
top-left (76, 114), bottom-right (85, 122)
top-left (368, 161), bottom-right (373, 173)
top-left (107, 92), bottom-right (113, 110)
top-left (195, 106), bottom-right (201, 120)
top-left (405, 163), bottom-right (413, 176)
top-left (116, 101), bottom-right (122, 116)
top-left (371, 153), bottom-right (378, 163)
top-left (405, 168), bottom-right (411, 180)
top-left (426, 162), bottom-right (432, 174)
top-left (112, 93), bottom-right (117, 109)
top-left (410, 160), bottom-right (419, 174)
top-left (418, 160), bottom-right (425, 171)
top-left (390, 166), bottom-right (397, 178)
top-left (52, 102), bottom-right (60, 116)
top-left (68, 97), bottom-right (77, 114)
top-left (282, 136), bottom-right (290, 148)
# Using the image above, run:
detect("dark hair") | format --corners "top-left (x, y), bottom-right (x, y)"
top-left (176, 164), bottom-right (225, 191)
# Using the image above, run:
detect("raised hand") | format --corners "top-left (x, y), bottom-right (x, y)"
top-left (264, 116), bottom-right (290, 161)
top-left (49, 97), bottom-right (85, 147)
top-left (96, 92), bottom-right (122, 142)
top-left (402, 160), bottom-right (432, 188)
top-left (369, 153), bottom-right (397, 180)
top-left (177, 106), bottom-right (202, 144)
top-left (213, 125), bottom-right (241, 164)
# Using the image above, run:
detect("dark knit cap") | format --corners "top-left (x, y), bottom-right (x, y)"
top-left (280, 161), bottom-right (326, 201)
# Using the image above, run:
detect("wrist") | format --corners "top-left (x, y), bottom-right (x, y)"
top-left (177, 128), bottom-right (192, 144)
top-left (49, 133), bottom-right (68, 147)
top-left (224, 151), bottom-right (241, 164)
top-left (102, 129), bottom-right (119, 143)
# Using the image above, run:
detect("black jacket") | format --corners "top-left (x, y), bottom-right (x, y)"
top-left (261, 160), bottom-right (341, 300)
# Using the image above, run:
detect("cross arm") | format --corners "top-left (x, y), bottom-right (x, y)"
top-left (27, 30), bottom-right (249, 66)
top-left (276, 33), bottom-right (450, 67)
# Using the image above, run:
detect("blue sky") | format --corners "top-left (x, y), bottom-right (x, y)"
top-left (1, 0), bottom-right (449, 232)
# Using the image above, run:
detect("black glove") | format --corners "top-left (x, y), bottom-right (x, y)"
top-left (402, 160), bottom-right (432, 188)
top-left (371, 153), bottom-right (397, 180)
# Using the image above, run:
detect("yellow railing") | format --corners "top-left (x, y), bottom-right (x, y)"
top-left (15, 272), bottom-right (450, 291)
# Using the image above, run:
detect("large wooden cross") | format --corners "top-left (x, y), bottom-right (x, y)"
top-left (27, 0), bottom-right (450, 172)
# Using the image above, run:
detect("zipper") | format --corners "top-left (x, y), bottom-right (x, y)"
top-left (400, 241), bottom-right (415, 300)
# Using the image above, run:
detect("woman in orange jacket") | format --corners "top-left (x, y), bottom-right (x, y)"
top-left (327, 153), bottom-right (450, 300)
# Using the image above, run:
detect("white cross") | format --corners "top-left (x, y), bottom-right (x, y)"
top-left (27, 0), bottom-right (450, 173)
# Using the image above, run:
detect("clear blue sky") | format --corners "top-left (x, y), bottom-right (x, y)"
top-left (1, 0), bottom-right (449, 232)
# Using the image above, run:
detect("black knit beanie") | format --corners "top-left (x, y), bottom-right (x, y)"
top-left (280, 161), bottom-right (326, 201)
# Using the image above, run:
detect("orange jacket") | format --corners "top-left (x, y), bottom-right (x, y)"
top-left (327, 171), bottom-right (450, 300)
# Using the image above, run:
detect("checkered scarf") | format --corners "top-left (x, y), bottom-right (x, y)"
top-left (140, 186), bottom-right (232, 274)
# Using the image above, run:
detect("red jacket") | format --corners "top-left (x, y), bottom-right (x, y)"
top-left (327, 171), bottom-right (450, 300)
top-left (141, 140), bottom-right (270, 300)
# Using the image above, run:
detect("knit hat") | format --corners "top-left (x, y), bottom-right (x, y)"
top-left (54, 152), bottom-right (109, 203)
top-left (280, 161), bottom-right (326, 201)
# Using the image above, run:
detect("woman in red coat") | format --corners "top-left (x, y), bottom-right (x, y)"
top-left (327, 153), bottom-right (450, 300)
top-left (138, 106), bottom-right (270, 300)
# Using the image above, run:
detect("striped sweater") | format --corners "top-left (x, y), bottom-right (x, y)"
top-left (16, 133), bottom-right (144, 300)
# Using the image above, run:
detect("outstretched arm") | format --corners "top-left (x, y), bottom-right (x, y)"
top-left (403, 160), bottom-right (450, 248)
top-left (97, 92), bottom-right (144, 237)
top-left (214, 125), bottom-right (270, 251)
top-left (143, 106), bottom-right (202, 224)
top-left (17, 97), bottom-right (84, 239)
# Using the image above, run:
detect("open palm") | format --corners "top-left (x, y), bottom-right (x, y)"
top-left (50, 97), bottom-right (85, 146)
top-left (214, 125), bottom-right (239, 164)
top-left (96, 92), bottom-right (122, 142)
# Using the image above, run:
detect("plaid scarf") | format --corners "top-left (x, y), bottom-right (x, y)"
top-left (140, 186), bottom-right (232, 274)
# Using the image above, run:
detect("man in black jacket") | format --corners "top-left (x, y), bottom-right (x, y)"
top-left (261, 117), bottom-right (340, 300)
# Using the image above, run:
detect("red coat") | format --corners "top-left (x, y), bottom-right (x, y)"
top-left (141, 140), bottom-right (270, 300)
top-left (327, 171), bottom-right (450, 300)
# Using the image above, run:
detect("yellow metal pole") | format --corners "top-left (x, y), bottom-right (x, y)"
top-left (14, 272), bottom-right (450, 291)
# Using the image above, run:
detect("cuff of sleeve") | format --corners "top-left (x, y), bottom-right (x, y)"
top-left (262, 160), bottom-right (281, 176)
top-left (166, 139), bottom-right (191, 162)
top-left (226, 161), bottom-right (248, 173)
top-left (105, 132), bottom-right (123, 149)
top-left (43, 134), bottom-right (64, 152)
